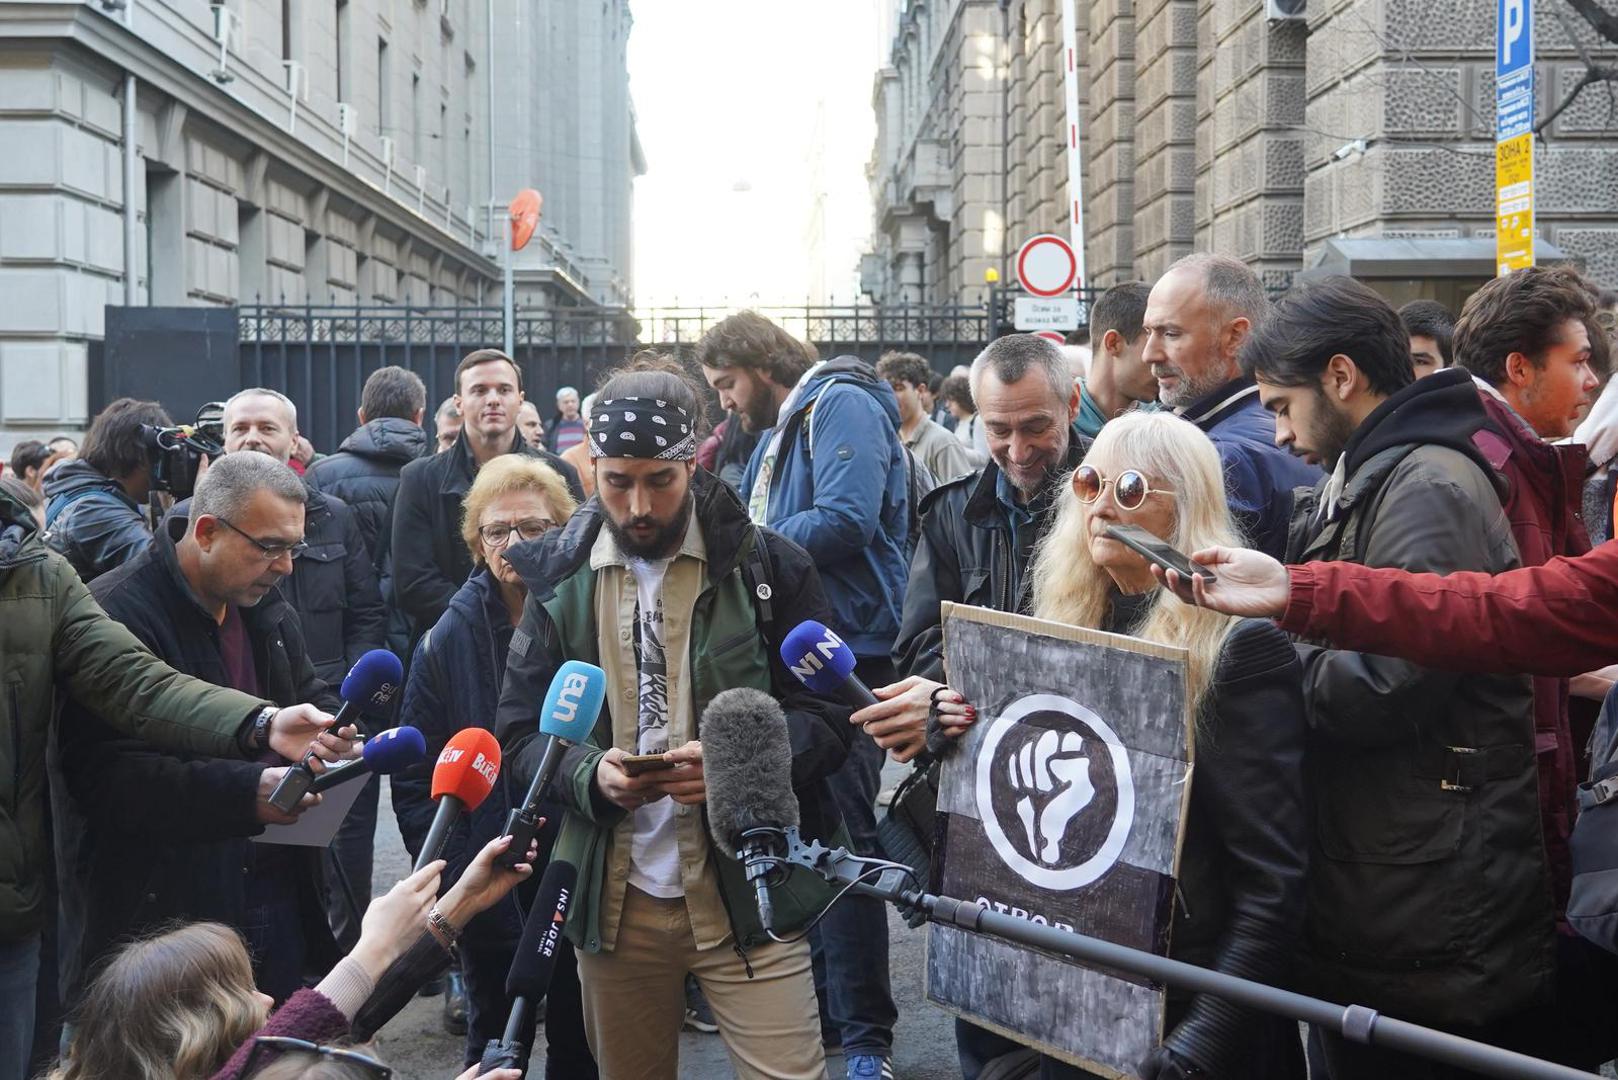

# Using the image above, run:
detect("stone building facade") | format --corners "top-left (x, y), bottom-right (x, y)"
top-left (0, 1), bottom-right (640, 447)
top-left (864, 0), bottom-right (1618, 304)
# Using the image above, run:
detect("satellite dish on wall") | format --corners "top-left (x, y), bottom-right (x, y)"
top-left (509, 189), bottom-right (543, 251)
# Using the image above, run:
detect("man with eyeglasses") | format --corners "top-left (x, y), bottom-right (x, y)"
top-left (54, 451), bottom-right (353, 1016)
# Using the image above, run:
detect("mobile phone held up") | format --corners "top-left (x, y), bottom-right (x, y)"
top-left (1103, 524), bottom-right (1217, 583)
top-left (620, 753), bottom-right (678, 777)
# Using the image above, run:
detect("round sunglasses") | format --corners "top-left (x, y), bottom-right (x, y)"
top-left (1071, 465), bottom-right (1177, 511)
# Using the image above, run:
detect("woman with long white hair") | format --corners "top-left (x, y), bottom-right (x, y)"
top-left (1022, 411), bottom-right (1309, 1080)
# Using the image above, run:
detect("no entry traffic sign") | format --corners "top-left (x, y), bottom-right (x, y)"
top-left (1016, 234), bottom-right (1078, 298)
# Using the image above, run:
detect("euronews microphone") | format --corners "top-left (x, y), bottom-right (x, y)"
top-left (495, 661), bottom-right (605, 869)
top-left (702, 687), bottom-right (800, 935)
top-left (780, 620), bottom-right (877, 709)
top-left (267, 649), bottom-right (405, 813)
top-left (477, 860), bottom-right (579, 1074)
top-left (414, 728), bottom-right (502, 872)
top-left (307, 725), bottom-right (427, 794)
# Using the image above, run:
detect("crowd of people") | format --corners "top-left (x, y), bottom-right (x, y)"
top-left (0, 254), bottom-right (1616, 1080)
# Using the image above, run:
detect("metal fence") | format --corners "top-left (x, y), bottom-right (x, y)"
top-left (238, 300), bottom-right (1026, 452)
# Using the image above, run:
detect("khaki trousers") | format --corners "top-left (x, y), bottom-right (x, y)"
top-left (577, 885), bottom-right (827, 1080)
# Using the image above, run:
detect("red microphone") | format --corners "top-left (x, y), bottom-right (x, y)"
top-left (413, 728), bottom-right (502, 872)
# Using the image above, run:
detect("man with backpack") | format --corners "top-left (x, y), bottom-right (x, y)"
top-left (699, 312), bottom-right (907, 1080)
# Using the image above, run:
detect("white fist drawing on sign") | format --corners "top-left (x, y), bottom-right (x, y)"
top-left (1009, 729), bottom-right (1095, 865)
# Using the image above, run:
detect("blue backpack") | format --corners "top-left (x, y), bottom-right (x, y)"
top-left (1569, 681), bottom-right (1618, 953)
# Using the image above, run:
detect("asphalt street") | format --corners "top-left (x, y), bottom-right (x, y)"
top-left (365, 759), bottom-right (962, 1079)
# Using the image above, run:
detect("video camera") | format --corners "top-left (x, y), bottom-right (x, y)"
top-left (143, 402), bottom-right (226, 498)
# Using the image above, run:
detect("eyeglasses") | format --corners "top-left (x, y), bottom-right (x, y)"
top-left (241, 1036), bottom-right (393, 1077)
top-left (1071, 465), bottom-right (1177, 511)
top-left (215, 516), bottom-right (308, 561)
top-left (478, 518), bottom-right (557, 547)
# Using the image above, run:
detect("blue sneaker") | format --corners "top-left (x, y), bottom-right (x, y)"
top-left (846, 1054), bottom-right (895, 1080)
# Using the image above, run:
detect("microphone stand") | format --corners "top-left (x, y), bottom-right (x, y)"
top-left (769, 828), bottom-right (1596, 1080)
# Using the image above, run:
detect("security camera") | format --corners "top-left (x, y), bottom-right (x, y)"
top-left (1333, 139), bottom-right (1368, 161)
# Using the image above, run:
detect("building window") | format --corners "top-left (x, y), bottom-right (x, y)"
top-left (335, 0), bottom-right (349, 100)
top-left (377, 37), bottom-right (390, 135)
top-left (412, 72), bottom-right (423, 167)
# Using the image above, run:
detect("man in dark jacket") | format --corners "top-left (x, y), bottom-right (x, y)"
top-left (55, 451), bottom-right (348, 1012)
top-left (214, 387), bottom-right (386, 947)
top-left (1245, 277), bottom-right (1552, 1076)
top-left (0, 483), bottom-right (341, 1076)
top-left (392, 350), bottom-right (583, 645)
top-left (44, 397), bottom-right (173, 581)
top-left (494, 365), bottom-right (852, 1079)
top-left (308, 365), bottom-right (430, 603)
top-left (876, 332), bottom-right (1085, 1080)
top-left (701, 312), bottom-right (907, 1077)
top-left (1141, 253), bottom-right (1320, 557)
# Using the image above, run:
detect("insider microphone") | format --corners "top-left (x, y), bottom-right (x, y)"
top-left (267, 649), bottom-right (404, 813)
top-left (495, 661), bottom-right (605, 869)
top-left (307, 725), bottom-right (427, 794)
top-left (414, 728), bottom-right (502, 872)
top-left (477, 860), bottom-right (579, 1073)
top-left (781, 620), bottom-right (877, 709)
top-left (702, 687), bottom-right (801, 934)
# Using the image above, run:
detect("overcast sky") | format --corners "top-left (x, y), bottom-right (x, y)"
top-left (628, 1), bottom-right (884, 308)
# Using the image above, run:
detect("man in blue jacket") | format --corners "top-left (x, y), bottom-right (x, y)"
top-left (700, 311), bottom-right (905, 1080)
top-left (1142, 253), bottom-right (1320, 557)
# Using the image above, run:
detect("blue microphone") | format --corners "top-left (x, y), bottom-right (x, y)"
top-left (267, 649), bottom-right (404, 813)
top-left (496, 661), bottom-right (607, 867)
top-left (780, 620), bottom-right (878, 709)
top-left (308, 725), bottom-right (428, 793)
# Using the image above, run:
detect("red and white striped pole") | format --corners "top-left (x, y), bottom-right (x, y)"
top-left (1060, 0), bottom-right (1088, 306)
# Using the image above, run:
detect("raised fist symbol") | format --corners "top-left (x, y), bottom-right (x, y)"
top-left (1009, 730), bottom-right (1095, 865)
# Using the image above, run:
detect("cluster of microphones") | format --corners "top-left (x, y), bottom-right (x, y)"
top-left (272, 623), bottom-right (874, 1073)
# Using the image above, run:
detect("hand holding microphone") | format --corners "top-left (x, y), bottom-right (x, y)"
top-left (307, 725), bottom-right (428, 794)
top-left (495, 661), bottom-right (604, 868)
top-left (268, 649), bottom-right (404, 813)
top-left (780, 620), bottom-right (878, 709)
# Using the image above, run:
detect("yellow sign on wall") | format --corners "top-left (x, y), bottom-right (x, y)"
top-left (1495, 132), bottom-right (1534, 275)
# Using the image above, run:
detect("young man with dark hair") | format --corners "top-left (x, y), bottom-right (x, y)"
top-left (1398, 300), bottom-right (1456, 378)
top-left (1142, 253), bottom-right (1319, 557)
top-left (876, 351), bottom-right (975, 483)
top-left (393, 350), bottom-right (583, 645)
top-left (495, 361), bottom-right (851, 1080)
top-left (701, 313), bottom-right (907, 1079)
top-left (1244, 276), bottom-right (1552, 1078)
top-left (44, 397), bottom-right (173, 581)
top-left (1077, 281), bottom-right (1160, 437)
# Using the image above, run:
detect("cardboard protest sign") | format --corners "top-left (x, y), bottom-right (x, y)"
top-left (927, 602), bottom-right (1193, 1077)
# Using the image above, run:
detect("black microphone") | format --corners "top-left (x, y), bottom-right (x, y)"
top-left (702, 687), bottom-right (801, 934)
top-left (781, 620), bottom-right (878, 709)
top-left (477, 860), bottom-right (579, 1074)
top-left (495, 661), bottom-right (605, 868)
top-left (267, 649), bottom-right (404, 813)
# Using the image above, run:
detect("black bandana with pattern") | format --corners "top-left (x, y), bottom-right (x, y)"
top-left (588, 397), bottom-right (697, 461)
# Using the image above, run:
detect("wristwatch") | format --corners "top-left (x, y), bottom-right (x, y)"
top-left (250, 705), bottom-right (276, 753)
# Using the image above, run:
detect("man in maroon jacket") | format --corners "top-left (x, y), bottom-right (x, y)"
top-left (1455, 266), bottom-right (1600, 923)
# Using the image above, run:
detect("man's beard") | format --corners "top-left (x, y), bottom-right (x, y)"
top-left (1311, 392), bottom-right (1361, 471)
top-left (605, 491), bottom-right (695, 560)
top-left (741, 393), bottom-right (779, 433)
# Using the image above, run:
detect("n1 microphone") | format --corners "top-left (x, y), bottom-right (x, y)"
top-left (267, 649), bottom-right (404, 813)
top-left (414, 728), bottom-right (502, 872)
top-left (308, 725), bottom-right (427, 794)
top-left (477, 860), bottom-right (579, 1073)
top-left (495, 661), bottom-right (605, 869)
top-left (702, 687), bottom-right (800, 934)
top-left (781, 620), bottom-right (877, 710)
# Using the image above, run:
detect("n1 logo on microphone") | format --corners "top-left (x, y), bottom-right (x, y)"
top-left (370, 680), bottom-right (399, 708)
top-left (789, 627), bottom-right (846, 682)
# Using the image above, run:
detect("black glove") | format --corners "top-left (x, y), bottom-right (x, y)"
top-left (1137, 1044), bottom-right (1203, 1080)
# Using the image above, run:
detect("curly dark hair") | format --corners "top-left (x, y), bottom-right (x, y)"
top-left (81, 398), bottom-right (173, 481)
top-left (939, 373), bottom-right (975, 413)
top-left (1454, 266), bottom-right (1596, 386)
top-left (694, 311), bottom-right (814, 386)
top-left (875, 351), bottom-right (932, 389)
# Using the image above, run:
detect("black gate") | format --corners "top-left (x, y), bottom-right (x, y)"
top-left (237, 302), bottom-right (1008, 453)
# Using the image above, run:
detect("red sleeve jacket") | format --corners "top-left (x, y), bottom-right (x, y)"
top-left (1279, 539), bottom-right (1618, 678)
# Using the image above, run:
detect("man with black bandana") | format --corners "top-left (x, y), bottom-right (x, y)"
top-left (493, 358), bottom-right (854, 1080)
top-left (868, 332), bottom-right (1087, 1079)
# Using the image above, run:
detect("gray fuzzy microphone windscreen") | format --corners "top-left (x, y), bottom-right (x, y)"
top-left (701, 687), bottom-right (801, 853)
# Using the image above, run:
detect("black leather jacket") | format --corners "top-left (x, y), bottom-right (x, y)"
top-left (893, 440), bottom-right (1087, 680)
top-left (43, 459), bottom-right (152, 582)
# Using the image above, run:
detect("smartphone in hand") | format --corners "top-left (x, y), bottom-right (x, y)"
top-left (1103, 524), bottom-right (1217, 582)
top-left (620, 753), bottom-right (678, 777)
